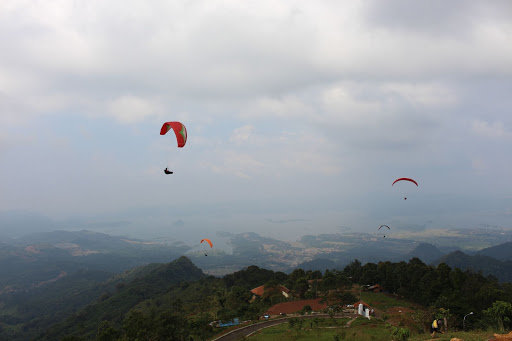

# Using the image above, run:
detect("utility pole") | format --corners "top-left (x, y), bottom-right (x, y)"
top-left (463, 312), bottom-right (474, 330)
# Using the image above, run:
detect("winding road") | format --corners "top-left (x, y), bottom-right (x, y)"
top-left (210, 314), bottom-right (352, 341)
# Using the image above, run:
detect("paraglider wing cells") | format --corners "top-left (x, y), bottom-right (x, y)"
top-left (160, 122), bottom-right (187, 147)
top-left (392, 178), bottom-right (418, 186)
top-left (200, 239), bottom-right (213, 248)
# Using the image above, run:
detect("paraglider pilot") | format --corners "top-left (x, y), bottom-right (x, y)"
top-left (164, 168), bottom-right (173, 174)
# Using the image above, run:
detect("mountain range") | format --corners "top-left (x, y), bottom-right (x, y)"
top-left (1, 228), bottom-right (512, 339)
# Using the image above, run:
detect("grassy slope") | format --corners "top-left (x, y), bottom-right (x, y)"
top-left (247, 292), bottom-right (503, 340)
top-left (250, 319), bottom-right (498, 341)
top-left (249, 318), bottom-right (391, 341)
top-left (409, 330), bottom-right (496, 341)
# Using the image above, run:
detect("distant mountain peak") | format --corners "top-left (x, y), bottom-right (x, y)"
top-left (477, 241), bottom-right (512, 261)
top-left (406, 243), bottom-right (443, 264)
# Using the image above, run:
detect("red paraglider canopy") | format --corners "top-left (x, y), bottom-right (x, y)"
top-left (160, 122), bottom-right (187, 148)
top-left (392, 178), bottom-right (418, 187)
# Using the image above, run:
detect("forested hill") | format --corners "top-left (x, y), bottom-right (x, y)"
top-left (477, 241), bottom-right (512, 261)
top-left (436, 250), bottom-right (512, 282)
top-left (30, 256), bottom-right (512, 340)
top-left (38, 256), bottom-right (204, 340)
top-left (406, 243), bottom-right (444, 264)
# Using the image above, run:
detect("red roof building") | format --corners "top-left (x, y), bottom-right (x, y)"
top-left (353, 300), bottom-right (371, 309)
top-left (250, 285), bottom-right (265, 297)
top-left (367, 284), bottom-right (382, 292)
top-left (250, 285), bottom-right (290, 297)
top-left (265, 298), bottom-right (327, 315)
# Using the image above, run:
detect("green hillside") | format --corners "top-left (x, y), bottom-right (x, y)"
top-left (436, 250), bottom-right (512, 282)
top-left (16, 256), bottom-right (510, 340)
top-left (478, 241), bottom-right (512, 261)
top-left (38, 256), bottom-right (205, 340)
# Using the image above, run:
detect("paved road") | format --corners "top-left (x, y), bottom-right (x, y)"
top-left (211, 314), bottom-right (344, 341)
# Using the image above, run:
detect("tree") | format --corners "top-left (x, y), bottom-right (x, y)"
top-left (153, 310), bottom-right (190, 340)
top-left (264, 279), bottom-right (279, 288)
top-left (190, 312), bottom-right (213, 341)
top-left (96, 321), bottom-right (120, 341)
top-left (321, 270), bottom-right (337, 290)
top-left (295, 278), bottom-right (309, 298)
top-left (339, 292), bottom-right (357, 305)
top-left (289, 269), bottom-right (306, 283)
top-left (123, 310), bottom-right (151, 340)
top-left (224, 285), bottom-right (251, 317)
top-left (483, 301), bottom-right (512, 332)
top-left (301, 305), bottom-right (312, 315)
top-left (410, 309), bottom-right (434, 333)
top-left (344, 260), bottom-right (362, 283)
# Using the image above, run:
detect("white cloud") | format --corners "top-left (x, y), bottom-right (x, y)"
top-left (210, 151), bottom-right (264, 179)
top-left (230, 125), bottom-right (254, 144)
top-left (1, 0), bottom-right (512, 231)
top-left (1, 0), bottom-right (510, 111)
top-left (471, 120), bottom-right (511, 139)
top-left (381, 83), bottom-right (457, 107)
top-left (202, 129), bottom-right (342, 179)
top-left (241, 96), bottom-right (315, 120)
top-left (107, 96), bottom-right (157, 123)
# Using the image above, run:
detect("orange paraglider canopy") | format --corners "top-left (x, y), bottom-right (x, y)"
top-left (200, 239), bottom-right (213, 248)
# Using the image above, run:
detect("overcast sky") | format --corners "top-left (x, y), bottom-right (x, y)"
top-left (1, 0), bottom-right (511, 241)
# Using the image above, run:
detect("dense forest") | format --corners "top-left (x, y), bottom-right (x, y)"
top-left (9, 256), bottom-right (506, 340)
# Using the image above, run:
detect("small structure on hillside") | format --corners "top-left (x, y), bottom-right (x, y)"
top-left (210, 318), bottom-right (240, 328)
top-left (367, 284), bottom-right (382, 293)
top-left (353, 300), bottom-right (373, 319)
top-left (218, 318), bottom-right (240, 328)
top-left (250, 284), bottom-right (290, 302)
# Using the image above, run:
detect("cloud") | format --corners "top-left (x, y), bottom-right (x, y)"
top-left (202, 128), bottom-right (343, 179)
top-left (107, 96), bottom-right (158, 123)
top-left (471, 120), bottom-right (511, 139)
top-left (173, 219), bottom-right (185, 227)
top-left (471, 158), bottom-right (487, 174)
top-left (266, 218), bottom-right (308, 224)
top-left (210, 151), bottom-right (264, 179)
top-left (1, 1), bottom-right (512, 236)
top-left (240, 96), bottom-right (315, 120)
top-left (381, 83), bottom-right (457, 107)
top-left (230, 125), bottom-right (254, 144)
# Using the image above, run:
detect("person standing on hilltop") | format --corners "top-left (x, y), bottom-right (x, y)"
top-left (431, 319), bottom-right (443, 337)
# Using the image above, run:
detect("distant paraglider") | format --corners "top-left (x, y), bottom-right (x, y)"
top-left (378, 225), bottom-right (391, 238)
top-left (392, 178), bottom-right (418, 200)
top-left (200, 238), bottom-right (213, 256)
top-left (160, 121), bottom-right (187, 174)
